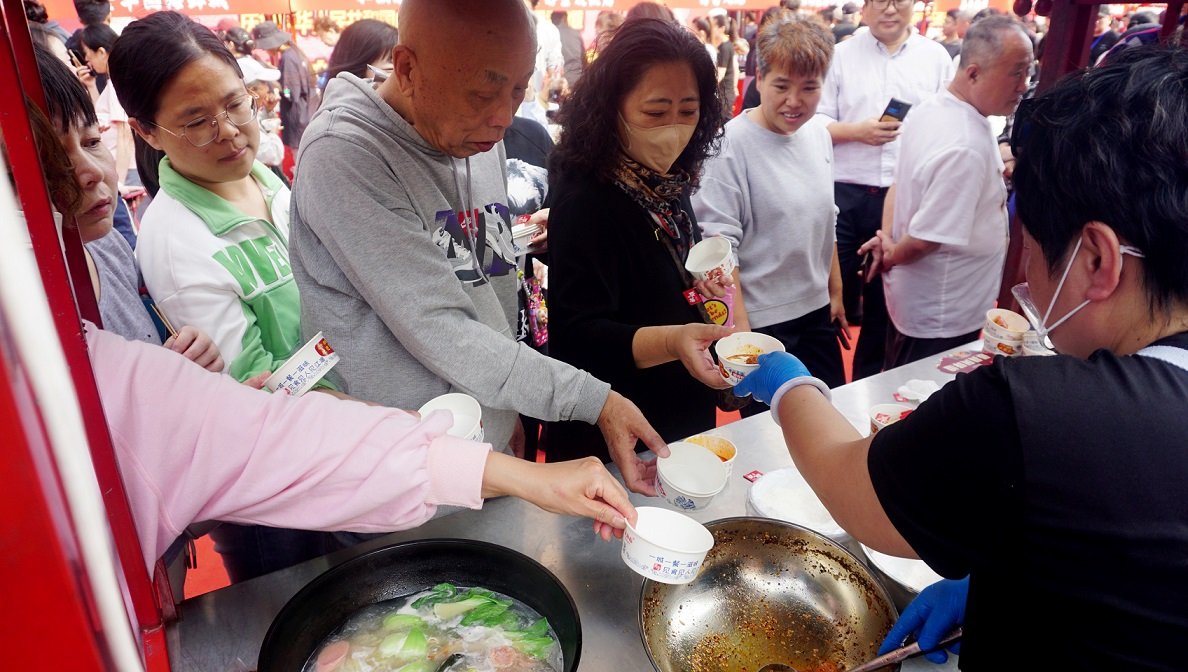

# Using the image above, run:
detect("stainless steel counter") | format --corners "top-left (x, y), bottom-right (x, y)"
top-left (169, 344), bottom-right (982, 671)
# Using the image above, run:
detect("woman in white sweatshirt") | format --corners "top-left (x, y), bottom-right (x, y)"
top-left (108, 11), bottom-right (336, 582)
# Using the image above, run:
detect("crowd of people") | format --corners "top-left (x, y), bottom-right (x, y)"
top-left (8, 0), bottom-right (1188, 668)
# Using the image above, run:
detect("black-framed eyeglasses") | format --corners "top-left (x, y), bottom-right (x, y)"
top-left (867, 0), bottom-right (913, 10)
top-left (150, 93), bottom-right (259, 148)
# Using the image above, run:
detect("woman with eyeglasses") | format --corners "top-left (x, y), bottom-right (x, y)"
top-left (109, 10), bottom-right (340, 583)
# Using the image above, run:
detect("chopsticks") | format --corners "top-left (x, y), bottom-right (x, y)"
top-left (150, 304), bottom-right (178, 339)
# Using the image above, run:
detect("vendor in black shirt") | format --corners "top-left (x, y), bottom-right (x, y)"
top-left (734, 46), bottom-right (1188, 671)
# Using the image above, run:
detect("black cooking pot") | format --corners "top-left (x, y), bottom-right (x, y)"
top-left (258, 539), bottom-right (581, 671)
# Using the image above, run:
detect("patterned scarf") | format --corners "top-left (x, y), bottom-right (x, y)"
top-left (611, 155), bottom-right (697, 260)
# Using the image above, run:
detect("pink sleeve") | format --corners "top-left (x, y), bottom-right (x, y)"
top-left (84, 324), bottom-right (491, 572)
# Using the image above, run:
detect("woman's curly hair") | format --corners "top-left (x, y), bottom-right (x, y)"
top-left (551, 17), bottom-right (724, 189)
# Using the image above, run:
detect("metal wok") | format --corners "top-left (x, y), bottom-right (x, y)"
top-left (258, 539), bottom-right (580, 672)
top-left (639, 518), bottom-right (898, 672)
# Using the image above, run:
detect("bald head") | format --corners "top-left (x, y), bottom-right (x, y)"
top-left (398, 0), bottom-right (536, 55)
top-left (383, 0), bottom-right (538, 157)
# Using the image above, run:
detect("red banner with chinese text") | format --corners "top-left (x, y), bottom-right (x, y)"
top-left (288, 0), bottom-right (400, 11)
top-left (42, 0), bottom-right (288, 19)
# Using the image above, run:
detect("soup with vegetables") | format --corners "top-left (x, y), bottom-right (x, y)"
top-left (306, 583), bottom-right (563, 672)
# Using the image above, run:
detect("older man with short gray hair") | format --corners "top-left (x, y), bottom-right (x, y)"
top-left (864, 16), bottom-right (1034, 367)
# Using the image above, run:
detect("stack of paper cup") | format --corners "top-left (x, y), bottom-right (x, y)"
top-left (983, 308), bottom-right (1029, 357)
top-left (684, 237), bottom-right (736, 327)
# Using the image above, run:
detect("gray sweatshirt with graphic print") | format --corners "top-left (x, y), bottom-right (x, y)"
top-left (290, 74), bottom-right (610, 451)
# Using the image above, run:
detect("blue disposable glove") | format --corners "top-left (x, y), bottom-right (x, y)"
top-left (878, 577), bottom-right (968, 664)
top-left (732, 351), bottom-right (811, 404)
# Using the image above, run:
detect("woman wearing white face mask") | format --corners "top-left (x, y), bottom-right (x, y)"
top-left (728, 46), bottom-right (1188, 670)
top-left (544, 17), bottom-right (735, 464)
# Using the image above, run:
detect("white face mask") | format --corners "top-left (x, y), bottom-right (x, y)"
top-left (1012, 237), bottom-right (1145, 346)
top-left (618, 116), bottom-right (696, 174)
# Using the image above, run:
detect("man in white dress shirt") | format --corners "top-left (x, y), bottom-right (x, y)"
top-left (815, 0), bottom-right (954, 378)
top-left (866, 16), bottom-right (1033, 367)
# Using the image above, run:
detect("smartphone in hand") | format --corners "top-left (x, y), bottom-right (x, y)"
top-left (880, 98), bottom-right (912, 123)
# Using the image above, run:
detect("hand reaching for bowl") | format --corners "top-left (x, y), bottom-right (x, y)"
top-left (597, 391), bottom-right (668, 496)
top-left (667, 323), bottom-right (735, 389)
top-left (481, 453), bottom-right (636, 541)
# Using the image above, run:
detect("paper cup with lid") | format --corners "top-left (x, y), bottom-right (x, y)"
top-left (655, 441), bottom-right (729, 511)
top-left (621, 506), bottom-right (715, 584)
top-left (713, 331), bottom-right (786, 387)
top-left (264, 331), bottom-right (340, 398)
top-left (417, 393), bottom-right (484, 442)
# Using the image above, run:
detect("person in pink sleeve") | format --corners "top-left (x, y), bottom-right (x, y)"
top-left (85, 322), bottom-right (636, 573)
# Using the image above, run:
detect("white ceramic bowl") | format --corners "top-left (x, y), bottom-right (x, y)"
top-left (621, 507), bottom-right (715, 585)
top-left (656, 442), bottom-right (728, 511)
top-left (683, 434), bottom-right (737, 477)
top-left (417, 393), bottom-right (484, 441)
top-left (745, 468), bottom-right (858, 555)
top-left (264, 331), bottom-right (340, 398)
top-left (684, 237), bottom-right (736, 282)
top-left (713, 332), bottom-right (786, 387)
top-left (983, 308), bottom-right (1029, 342)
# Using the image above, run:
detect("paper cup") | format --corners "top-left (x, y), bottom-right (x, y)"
top-left (684, 237), bottom-right (736, 282)
top-left (511, 219), bottom-right (539, 252)
top-left (621, 506), bottom-right (714, 584)
top-left (264, 331), bottom-right (340, 398)
top-left (417, 393), bottom-right (484, 441)
top-left (983, 308), bottom-right (1029, 342)
top-left (869, 403), bottom-right (913, 434)
top-left (656, 441), bottom-right (729, 511)
top-left (1022, 330), bottom-right (1056, 356)
top-left (684, 434), bottom-right (737, 477)
top-left (983, 333), bottom-right (1022, 357)
top-left (895, 379), bottom-right (941, 407)
top-left (713, 332), bottom-right (786, 387)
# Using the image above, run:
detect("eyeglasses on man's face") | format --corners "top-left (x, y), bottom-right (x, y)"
top-left (867, 0), bottom-right (913, 10)
top-left (151, 93), bottom-right (259, 148)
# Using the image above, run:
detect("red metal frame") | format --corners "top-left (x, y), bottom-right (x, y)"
top-left (0, 338), bottom-right (111, 669)
top-left (0, 1), bottom-right (169, 668)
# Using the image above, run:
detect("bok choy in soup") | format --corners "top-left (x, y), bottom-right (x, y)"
top-left (306, 583), bottom-right (562, 672)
